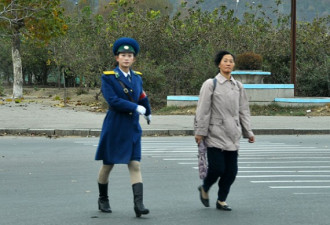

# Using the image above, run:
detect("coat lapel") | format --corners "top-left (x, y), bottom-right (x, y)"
top-left (115, 67), bottom-right (132, 88)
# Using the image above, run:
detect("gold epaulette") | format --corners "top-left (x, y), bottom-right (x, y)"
top-left (103, 71), bottom-right (115, 75)
top-left (134, 71), bottom-right (142, 75)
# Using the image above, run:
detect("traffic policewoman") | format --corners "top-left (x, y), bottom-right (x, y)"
top-left (95, 37), bottom-right (151, 217)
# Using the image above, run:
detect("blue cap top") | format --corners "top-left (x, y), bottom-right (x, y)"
top-left (113, 37), bottom-right (140, 56)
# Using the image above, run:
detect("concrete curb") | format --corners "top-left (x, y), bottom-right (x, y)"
top-left (0, 128), bottom-right (97, 137)
top-left (0, 128), bottom-right (329, 137)
top-left (252, 129), bottom-right (330, 135)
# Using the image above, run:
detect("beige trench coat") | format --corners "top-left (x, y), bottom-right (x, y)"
top-left (194, 73), bottom-right (254, 151)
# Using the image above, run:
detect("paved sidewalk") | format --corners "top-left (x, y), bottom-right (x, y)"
top-left (0, 102), bottom-right (329, 136)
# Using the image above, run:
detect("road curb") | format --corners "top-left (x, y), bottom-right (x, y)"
top-left (0, 128), bottom-right (329, 137)
top-left (252, 128), bottom-right (330, 135)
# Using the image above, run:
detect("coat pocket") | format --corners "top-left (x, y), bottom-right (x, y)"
top-left (209, 117), bottom-right (223, 125)
top-left (223, 118), bottom-right (241, 142)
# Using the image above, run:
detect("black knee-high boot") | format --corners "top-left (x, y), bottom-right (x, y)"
top-left (98, 183), bottom-right (112, 213)
top-left (132, 183), bottom-right (149, 217)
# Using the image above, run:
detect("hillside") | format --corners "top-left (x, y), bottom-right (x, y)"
top-left (69, 0), bottom-right (329, 22)
top-left (170, 0), bottom-right (329, 22)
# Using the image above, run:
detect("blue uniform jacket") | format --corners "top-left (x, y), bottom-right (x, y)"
top-left (95, 67), bottom-right (151, 164)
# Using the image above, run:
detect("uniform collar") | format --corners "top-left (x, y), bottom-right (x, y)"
top-left (216, 72), bottom-right (237, 86)
top-left (114, 67), bottom-right (133, 87)
top-left (118, 68), bottom-right (131, 77)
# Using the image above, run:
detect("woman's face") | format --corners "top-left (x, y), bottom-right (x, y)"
top-left (218, 54), bottom-right (235, 74)
top-left (115, 53), bottom-right (135, 70)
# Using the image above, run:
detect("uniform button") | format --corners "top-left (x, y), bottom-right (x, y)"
top-left (129, 112), bottom-right (133, 115)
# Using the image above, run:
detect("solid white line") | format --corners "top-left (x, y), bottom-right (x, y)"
top-left (240, 144), bottom-right (295, 146)
top-left (143, 141), bottom-right (192, 143)
top-left (239, 166), bottom-right (330, 169)
top-left (143, 149), bottom-right (195, 151)
top-left (145, 155), bottom-right (330, 160)
top-left (163, 158), bottom-right (197, 161)
top-left (241, 147), bottom-right (317, 150)
top-left (251, 180), bottom-right (330, 183)
top-left (144, 151), bottom-right (329, 155)
top-left (269, 186), bottom-right (330, 189)
top-left (239, 157), bottom-right (330, 159)
top-left (238, 161), bottom-right (330, 164)
top-left (143, 148), bottom-right (322, 152)
top-left (173, 160), bottom-right (330, 163)
top-left (144, 155), bottom-right (195, 157)
top-left (150, 155), bottom-right (197, 158)
top-left (240, 151), bottom-right (330, 154)
top-left (189, 165), bottom-right (330, 170)
top-left (239, 171), bottom-right (330, 173)
top-left (239, 171), bottom-right (303, 173)
top-left (293, 193), bottom-right (330, 195)
top-left (151, 154), bottom-right (197, 159)
top-left (191, 167), bottom-right (330, 173)
top-left (143, 150), bottom-right (196, 153)
top-left (143, 152), bottom-right (330, 155)
top-left (163, 159), bottom-right (330, 164)
top-left (239, 151), bottom-right (330, 156)
top-left (237, 175), bottom-right (330, 178)
top-left (143, 145), bottom-right (192, 147)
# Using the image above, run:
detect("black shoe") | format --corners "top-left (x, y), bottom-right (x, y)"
top-left (98, 198), bottom-right (112, 213)
top-left (98, 183), bottom-right (112, 213)
top-left (132, 183), bottom-right (150, 217)
top-left (216, 201), bottom-right (232, 211)
top-left (198, 185), bottom-right (209, 207)
top-left (134, 206), bottom-right (149, 218)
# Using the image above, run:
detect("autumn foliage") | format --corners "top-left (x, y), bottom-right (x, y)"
top-left (0, 0), bottom-right (329, 103)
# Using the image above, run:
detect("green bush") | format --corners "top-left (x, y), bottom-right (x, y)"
top-left (235, 52), bottom-right (263, 70)
top-left (76, 88), bottom-right (88, 95)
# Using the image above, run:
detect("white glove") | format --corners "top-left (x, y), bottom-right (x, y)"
top-left (144, 114), bottom-right (152, 124)
top-left (136, 105), bottom-right (146, 115)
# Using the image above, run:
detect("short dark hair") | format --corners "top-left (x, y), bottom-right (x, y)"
top-left (214, 50), bottom-right (235, 67)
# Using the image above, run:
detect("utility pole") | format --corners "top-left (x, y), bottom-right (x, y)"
top-left (290, 0), bottom-right (297, 96)
top-left (235, 0), bottom-right (239, 17)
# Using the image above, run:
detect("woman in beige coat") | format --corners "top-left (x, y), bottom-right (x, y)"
top-left (194, 50), bottom-right (255, 211)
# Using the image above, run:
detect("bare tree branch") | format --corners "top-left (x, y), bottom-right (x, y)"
top-left (0, 0), bottom-right (50, 28)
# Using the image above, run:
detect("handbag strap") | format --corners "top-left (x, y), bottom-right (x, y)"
top-left (211, 78), bottom-right (217, 100)
top-left (213, 78), bottom-right (217, 91)
top-left (116, 78), bottom-right (135, 103)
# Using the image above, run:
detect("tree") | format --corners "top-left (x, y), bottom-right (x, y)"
top-left (51, 5), bottom-right (108, 90)
top-left (97, 0), bottom-right (173, 16)
top-left (0, 0), bottom-right (66, 98)
top-left (0, 38), bottom-right (12, 85)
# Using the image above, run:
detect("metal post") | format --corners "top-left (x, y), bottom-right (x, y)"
top-left (290, 0), bottom-right (297, 96)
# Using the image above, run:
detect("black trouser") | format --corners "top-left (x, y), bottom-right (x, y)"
top-left (203, 147), bottom-right (238, 202)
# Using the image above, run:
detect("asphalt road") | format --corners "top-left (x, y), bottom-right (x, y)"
top-left (1, 135), bottom-right (329, 225)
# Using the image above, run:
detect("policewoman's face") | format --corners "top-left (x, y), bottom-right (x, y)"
top-left (116, 53), bottom-right (135, 69)
top-left (219, 54), bottom-right (235, 74)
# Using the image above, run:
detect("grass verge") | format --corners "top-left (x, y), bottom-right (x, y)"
top-left (154, 103), bottom-right (330, 116)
